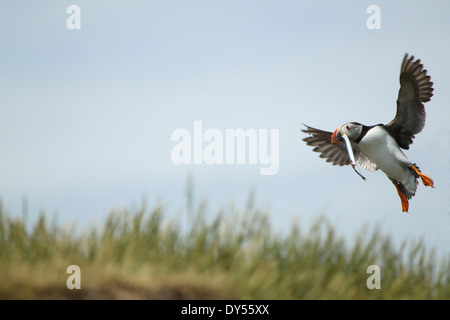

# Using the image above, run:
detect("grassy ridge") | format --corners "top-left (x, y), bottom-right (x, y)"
top-left (0, 197), bottom-right (449, 299)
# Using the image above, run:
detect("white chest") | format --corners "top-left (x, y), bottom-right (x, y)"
top-left (358, 126), bottom-right (411, 180)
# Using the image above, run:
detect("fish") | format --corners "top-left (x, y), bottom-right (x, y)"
top-left (341, 133), bottom-right (367, 181)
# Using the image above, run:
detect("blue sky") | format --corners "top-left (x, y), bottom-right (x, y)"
top-left (0, 1), bottom-right (449, 259)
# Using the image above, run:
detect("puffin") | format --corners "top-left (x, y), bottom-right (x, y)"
top-left (302, 54), bottom-right (434, 212)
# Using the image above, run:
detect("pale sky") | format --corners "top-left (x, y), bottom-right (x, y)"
top-left (0, 1), bottom-right (449, 259)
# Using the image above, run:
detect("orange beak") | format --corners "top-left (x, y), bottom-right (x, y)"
top-left (331, 127), bottom-right (343, 143)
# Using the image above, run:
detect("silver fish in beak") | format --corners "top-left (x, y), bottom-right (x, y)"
top-left (341, 133), bottom-right (366, 181)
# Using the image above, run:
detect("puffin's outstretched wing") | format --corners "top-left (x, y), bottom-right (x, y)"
top-left (301, 124), bottom-right (377, 171)
top-left (385, 54), bottom-right (433, 150)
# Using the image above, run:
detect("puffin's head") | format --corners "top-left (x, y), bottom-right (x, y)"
top-left (331, 122), bottom-right (363, 143)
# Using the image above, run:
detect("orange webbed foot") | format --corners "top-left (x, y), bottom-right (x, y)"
top-left (394, 183), bottom-right (409, 213)
top-left (411, 166), bottom-right (434, 188)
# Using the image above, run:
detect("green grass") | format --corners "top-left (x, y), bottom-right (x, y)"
top-left (0, 195), bottom-right (448, 300)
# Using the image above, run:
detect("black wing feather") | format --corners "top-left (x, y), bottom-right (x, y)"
top-left (301, 124), bottom-right (377, 171)
top-left (385, 54), bottom-right (433, 149)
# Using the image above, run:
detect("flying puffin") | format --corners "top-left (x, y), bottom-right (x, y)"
top-left (302, 54), bottom-right (434, 212)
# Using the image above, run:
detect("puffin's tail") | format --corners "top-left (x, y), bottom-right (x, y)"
top-left (390, 164), bottom-right (434, 213)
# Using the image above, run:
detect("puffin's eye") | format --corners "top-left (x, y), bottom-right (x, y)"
top-left (346, 125), bottom-right (350, 130)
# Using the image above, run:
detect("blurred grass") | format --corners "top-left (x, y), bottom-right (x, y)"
top-left (0, 194), bottom-right (449, 300)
